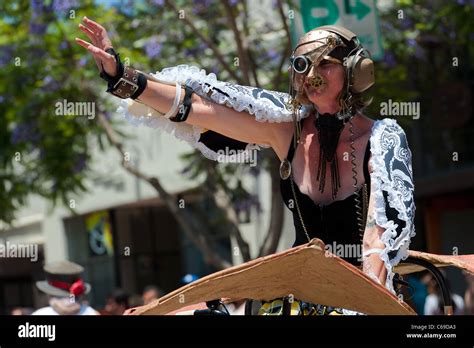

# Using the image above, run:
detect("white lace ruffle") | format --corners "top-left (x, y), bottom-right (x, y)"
top-left (115, 65), bottom-right (310, 161)
top-left (150, 65), bottom-right (301, 123)
top-left (116, 95), bottom-right (263, 162)
top-left (368, 118), bottom-right (416, 294)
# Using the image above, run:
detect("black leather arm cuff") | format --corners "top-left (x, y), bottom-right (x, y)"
top-left (100, 48), bottom-right (147, 100)
top-left (170, 85), bottom-right (193, 122)
top-left (100, 47), bottom-right (123, 86)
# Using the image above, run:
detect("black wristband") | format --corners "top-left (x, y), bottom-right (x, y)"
top-left (170, 85), bottom-right (194, 122)
top-left (106, 66), bottom-right (147, 100)
top-left (99, 48), bottom-right (147, 100)
top-left (99, 48), bottom-right (123, 87)
top-left (131, 72), bottom-right (147, 99)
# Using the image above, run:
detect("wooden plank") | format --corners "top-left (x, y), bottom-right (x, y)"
top-left (126, 239), bottom-right (415, 315)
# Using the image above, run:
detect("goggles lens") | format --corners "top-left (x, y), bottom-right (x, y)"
top-left (291, 56), bottom-right (310, 74)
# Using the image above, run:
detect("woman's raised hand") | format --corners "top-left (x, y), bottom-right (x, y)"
top-left (75, 16), bottom-right (117, 77)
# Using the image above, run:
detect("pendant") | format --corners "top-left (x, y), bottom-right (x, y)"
top-left (280, 159), bottom-right (292, 180)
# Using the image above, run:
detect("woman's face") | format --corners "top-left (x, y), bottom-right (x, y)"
top-left (292, 30), bottom-right (345, 111)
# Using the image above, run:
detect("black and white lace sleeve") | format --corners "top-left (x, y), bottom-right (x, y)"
top-left (368, 118), bottom-right (416, 294)
top-left (116, 65), bottom-right (308, 161)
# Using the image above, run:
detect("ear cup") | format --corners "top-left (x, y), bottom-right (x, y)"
top-left (345, 49), bottom-right (375, 94)
top-left (351, 56), bottom-right (374, 93)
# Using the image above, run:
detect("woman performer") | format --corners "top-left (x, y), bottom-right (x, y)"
top-left (75, 16), bottom-right (415, 315)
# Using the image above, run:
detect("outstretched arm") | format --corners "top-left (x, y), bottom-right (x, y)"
top-left (75, 17), bottom-right (281, 148)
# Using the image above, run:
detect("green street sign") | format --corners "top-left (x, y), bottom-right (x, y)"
top-left (291, 0), bottom-right (383, 60)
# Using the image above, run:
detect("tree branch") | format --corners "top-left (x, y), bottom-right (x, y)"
top-left (222, 0), bottom-right (250, 85)
top-left (272, 0), bottom-right (292, 90)
top-left (97, 113), bottom-right (231, 269)
top-left (164, 0), bottom-right (243, 83)
top-left (258, 152), bottom-right (285, 257)
top-left (241, 0), bottom-right (260, 87)
top-left (206, 164), bottom-right (252, 262)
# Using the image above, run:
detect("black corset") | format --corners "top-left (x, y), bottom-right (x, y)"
top-left (280, 121), bottom-right (372, 267)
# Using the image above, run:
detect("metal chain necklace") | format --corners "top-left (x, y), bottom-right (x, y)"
top-left (289, 171), bottom-right (312, 243)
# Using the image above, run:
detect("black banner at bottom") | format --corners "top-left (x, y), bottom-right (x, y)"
top-left (0, 315), bottom-right (473, 346)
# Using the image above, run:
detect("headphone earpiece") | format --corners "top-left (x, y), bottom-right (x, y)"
top-left (345, 48), bottom-right (375, 94)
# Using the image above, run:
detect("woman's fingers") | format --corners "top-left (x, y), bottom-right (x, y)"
top-left (78, 24), bottom-right (98, 46)
top-left (75, 37), bottom-right (103, 70)
top-left (75, 37), bottom-right (93, 49)
top-left (75, 38), bottom-right (117, 76)
top-left (76, 38), bottom-right (112, 61)
top-left (75, 37), bottom-right (92, 49)
top-left (82, 16), bottom-right (105, 35)
top-left (81, 16), bottom-right (113, 50)
top-left (76, 18), bottom-right (117, 76)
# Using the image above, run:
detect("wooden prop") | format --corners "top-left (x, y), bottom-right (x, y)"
top-left (126, 239), bottom-right (416, 315)
top-left (395, 250), bottom-right (474, 276)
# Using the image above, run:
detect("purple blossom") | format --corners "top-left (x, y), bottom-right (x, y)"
top-left (0, 45), bottom-right (14, 66)
top-left (0, 96), bottom-right (4, 103)
top-left (406, 38), bottom-right (417, 47)
top-left (29, 47), bottom-right (47, 59)
top-left (30, 0), bottom-right (44, 12)
top-left (184, 47), bottom-right (198, 57)
top-left (73, 154), bottom-right (87, 174)
top-left (183, 43), bottom-right (207, 57)
top-left (59, 40), bottom-right (68, 50)
top-left (192, 0), bottom-right (213, 15)
top-left (30, 0), bottom-right (53, 17)
top-left (29, 21), bottom-right (48, 35)
top-left (53, 0), bottom-right (79, 13)
top-left (11, 122), bottom-right (38, 145)
top-left (42, 75), bottom-right (60, 92)
top-left (382, 51), bottom-right (396, 68)
top-left (400, 17), bottom-right (413, 30)
top-left (381, 21), bottom-right (394, 33)
top-left (413, 46), bottom-right (426, 60)
top-left (152, 0), bottom-right (165, 6)
top-left (266, 48), bottom-right (279, 62)
top-left (78, 57), bottom-right (88, 67)
top-left (144, 37), bottom-right (163, 59)
top-left (229, 0), bottom-right (239, 6)
top-left (194, 0), bottom-right (213, 5)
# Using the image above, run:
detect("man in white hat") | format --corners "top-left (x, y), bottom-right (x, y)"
top-left (32, 260), bottom-right (99, 315)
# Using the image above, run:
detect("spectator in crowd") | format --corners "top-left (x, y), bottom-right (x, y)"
top-left (32, 260), bottom-right (99, 315)
top-left (104, 288), bottom-right (129, 315)
top-left (10, 307), bottom-right (34, 315)
top-left (463, 271), bottom-right (474, 315)
top-left (142, 285), bottom-right (164, 305)
top-left (423, 272), bottom-right (464, 315)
